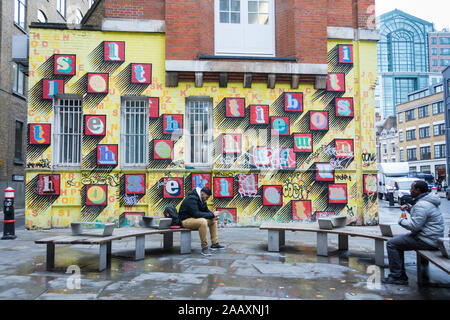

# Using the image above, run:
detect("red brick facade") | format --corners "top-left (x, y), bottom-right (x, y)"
top-left (104, 0), bottom-right (165, 20)
top-left (100, 0), bottom-right (375, 64)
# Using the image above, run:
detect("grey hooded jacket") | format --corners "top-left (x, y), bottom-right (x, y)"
top-left (400, 192), bottom-right (445, 248)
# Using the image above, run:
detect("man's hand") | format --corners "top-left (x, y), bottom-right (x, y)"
top-left (213, 211), bottom-right (220, 221)
top-left (400, 204), bottom-right (410, 212)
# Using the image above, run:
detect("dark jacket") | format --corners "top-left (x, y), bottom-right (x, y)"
top-left (179, 189), bottom-right (214, 221)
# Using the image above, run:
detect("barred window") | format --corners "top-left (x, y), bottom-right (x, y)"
top-left (121, 97), bottom-right (148, 167)
top-left (186, 97), bottom-right (213, 168)
top-left (53, 96), bottom-right (82, 167)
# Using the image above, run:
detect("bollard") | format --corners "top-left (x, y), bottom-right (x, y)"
top-left (2, 187), bottom-right (17, 240)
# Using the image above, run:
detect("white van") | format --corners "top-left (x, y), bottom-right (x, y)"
top-left (377, 162), bottom-right (410, 200)
top-left (392, 177), bottom-right (425, 205)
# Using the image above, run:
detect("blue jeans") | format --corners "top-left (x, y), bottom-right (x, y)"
top-left (386, 233), bottom-right (436, 279)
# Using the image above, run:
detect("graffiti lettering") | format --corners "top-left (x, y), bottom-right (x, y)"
top-left (330, 157), bottom-right (353, 170)
top-left (335, 174), bottom-right (352, 181)
top-left (124, 194), bottom-right (139, 206)
top-left (81, 172), bottom-right (119, 187)
top-left (346, 205), bottom-right (355, 218)
top-left (282, 177), bottom-right (311, 200)
top-left (27, 159), bottom-right (51, 169)
top-left (362, 153), bottom-right (376, 167)
top-left (237, 174), bottom-right (260, 198)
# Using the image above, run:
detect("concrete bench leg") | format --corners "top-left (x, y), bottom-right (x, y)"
top-left (268, 230), bottom-right (280, 252)
top-left (375, 239), bottom-right (385, 267)
top-left (107, 241), bottom-right (112, 266)
top-left (180, 231), bottom-right (191, 254)
top-left (99, 243), bottom-right (108, 272)
top-left (338, 234), bottom-right (349, 251)
top-left (279, 230), bottom-right (285, 247)
top-left (317, 232), bottom-right (328, 256)
top-left (164, 232), bottom-right (173, 250)
top-left (135, 235), bottom-right (145, 261)
top-left (46, 243), bottom-right (55, 271)
top-left (417, 253), bottom-right (430, 287)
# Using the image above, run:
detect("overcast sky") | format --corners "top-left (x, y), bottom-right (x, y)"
top-left (376, 0), bottom-right (450, 31)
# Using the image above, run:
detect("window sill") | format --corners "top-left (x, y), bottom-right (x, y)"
top-left (14, 159), bottom-right (25, 166)
top-left (57, 10), bottom-right (67, 21)
top-left (198, 54), bottom-right (297, 62)
top-left (14, 23), bottom-right (27, 34)
top-left (121, 166), bottom-right (148, 171)
top-left (12, 91), bottom-right (27, 100)
top-left (185, 164), bottom-right (213, 170)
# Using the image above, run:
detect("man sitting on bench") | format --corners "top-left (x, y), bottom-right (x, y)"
top-left (179, 187), bottom-right (225, 256)
top-left (382, 180), bottom-right (445, 285)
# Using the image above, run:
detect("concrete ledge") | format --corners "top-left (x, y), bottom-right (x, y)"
top-left (102, 18), bottom-right (165, 33)
top-left (327, 27), bottom-right (354, 40)
top-left (165, 60), bottom-right (328, 75)
top-left (358, 28), bottom-right (380, 41)
top-left (327, 26), bottom-right (380, 41)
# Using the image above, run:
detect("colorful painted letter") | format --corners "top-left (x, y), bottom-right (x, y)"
top-left (38, 174), bottom-right (60, 195)
top-left (84, 115), bottom-right (106, 136)
top-left (29, 124), bottom-right (51, 145)
top-left (163, 178), bottom-right (184, 199)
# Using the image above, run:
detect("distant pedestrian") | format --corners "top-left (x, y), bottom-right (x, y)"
top-left (382, 180), bottom-right (445, 285)
top-left (442, 180), bottom-right (447, 192)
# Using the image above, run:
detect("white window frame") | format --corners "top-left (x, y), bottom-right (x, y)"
top-left (52, 95), bottom-right (83, 169)
top-left (14, 120), bottom-right (24, 162)
top-left (12, 62), bottom-right (26, 96)
top-left (37, 9), bottom-right (47, 23)
top-left (214, 0), bottom-right (275, 57)
top-left (185, 97), bottom-right (213, 169)
top-left (14, 0), bottom-right (27, 30)
top-left (57, 0), bottom-right (66, 18)
top-left (120, 97), bottom-right (149, 169)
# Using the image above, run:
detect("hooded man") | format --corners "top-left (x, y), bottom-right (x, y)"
top-left (179, 187), bottom-right (225, 256)
top-left (382, 180), bottom-right (445, 285)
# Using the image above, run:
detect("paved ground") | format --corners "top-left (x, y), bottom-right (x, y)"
top-left (0, 198), bottom-right (449, 300)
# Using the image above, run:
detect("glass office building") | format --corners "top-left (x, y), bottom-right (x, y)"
top-left (376, 9), bottom-right (440, 120)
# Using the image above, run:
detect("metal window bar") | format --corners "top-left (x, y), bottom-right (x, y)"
top-left (54, 97), bottom-right (82, 166)
top-left (124, 99), bottom-right (147, 165)
top-left (188, 100), bottom-right (211, 165)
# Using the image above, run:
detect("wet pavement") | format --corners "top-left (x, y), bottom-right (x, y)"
top-left (0, 199), bottom-right (449, 300)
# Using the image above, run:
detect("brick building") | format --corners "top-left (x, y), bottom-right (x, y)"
top-left (429, 30), bottom-right (450, 73)
top-left (396, 83), bottom-right (446, 181)
top-left (25, 0), bottom-right (379, 229)
top-left (0, 0), bottom-right (92, 207)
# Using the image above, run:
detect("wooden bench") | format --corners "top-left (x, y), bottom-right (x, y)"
top-left (260, 222), bottom-right (396, 267)
top-left (416, 250), bottom-right (450, 287)
top-left (35, 227), bottom-right (192, 272)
